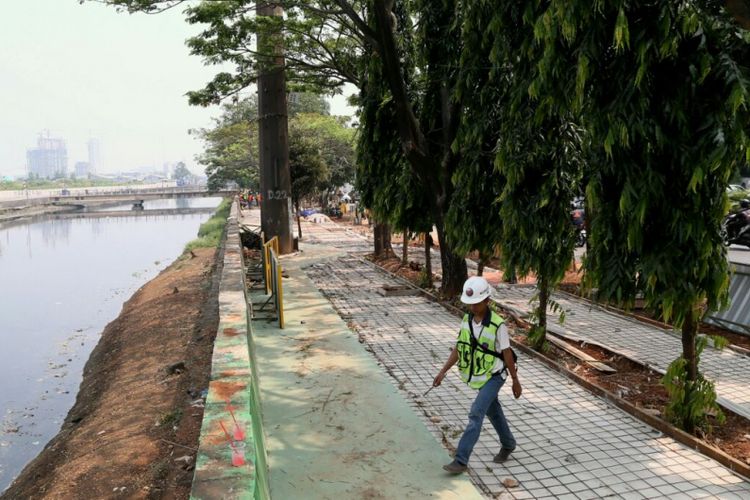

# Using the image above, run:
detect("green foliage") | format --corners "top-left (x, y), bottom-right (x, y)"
top-left (289, 116), bottom-right (328, 206)
top-left (294, 113), bottom-right (355, 190)
top-left (417, 269), bottom-right (433, 289)
top-left (663, 337), bottom-right (725, 434)
top-left (184, 197), bottom-right (231, 252)
top-left (459, 1), bottom-right (582, 347)
top-left (521, 2), bottom-right (749, 417)
top-left (711, 334), bottom-right (730, 350)
top-left (101, 0), bottom-right (364, 104)
top-left (192, 97), bottom-right (260, 192)
top-left (289, 112), bottom-right (355, 205)
top-left (289, 92), bottom-right (330, 116)
top-left (530, 2), bottom-right (749, 329)
top-left (355, 3), bottom-right (432, 236)
top-left (172, 162), bottom-right (191, 182)
top-left (193, 94), bottom-right (352, 195)
top-left (527, 326), bottom-right (550, 353)
top-left (447, 0), bottom-right (506, 260)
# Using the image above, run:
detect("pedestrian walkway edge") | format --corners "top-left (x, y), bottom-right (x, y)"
top-left (191, 200), bottom-right (271, 500)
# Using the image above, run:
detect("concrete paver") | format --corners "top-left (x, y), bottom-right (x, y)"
top-left (296, 226), bottom-right (750, 498)
top-left (490, 284), bottom-right (750, 420)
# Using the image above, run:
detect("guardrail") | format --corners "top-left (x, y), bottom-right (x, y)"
top-left (260, 235), bottom-right (285, 329)
top-left (706, 262), bottom-right (750, 335)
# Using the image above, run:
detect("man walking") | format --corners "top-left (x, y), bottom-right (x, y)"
top-left (433, 276), bottom-right (522, 473)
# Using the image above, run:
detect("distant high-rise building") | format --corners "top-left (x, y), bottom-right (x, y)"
top-left (27, 131), bottom-right (67, 179)
top-left (87, 138), bottom-right (101, 173)
top-left (74, 161), bottom-right (91, 178)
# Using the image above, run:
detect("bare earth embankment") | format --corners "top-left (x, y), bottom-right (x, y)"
top-left (2, 247), bottom-right (221, 500)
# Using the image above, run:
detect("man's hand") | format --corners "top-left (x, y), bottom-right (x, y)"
top-left (511, 378), bottom-right (522, 399)
top-left (433, 370), bottom-right (446, 387)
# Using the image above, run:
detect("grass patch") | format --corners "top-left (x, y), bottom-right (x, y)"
top-left (184, 198), bottom-right (232, 252)
top-left (159, 408), bottom-right (183, 428)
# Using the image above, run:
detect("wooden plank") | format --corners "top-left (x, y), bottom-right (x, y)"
top-left (377, 285), bottom-right (421, 297)
top-left (545, 334), bottom-right (617, 373)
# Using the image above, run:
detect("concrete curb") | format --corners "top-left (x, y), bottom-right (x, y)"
top-left (191, 200), bottom-right (270, 500)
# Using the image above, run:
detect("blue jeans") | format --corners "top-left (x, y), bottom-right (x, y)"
top-left (455, 373), bottom-right (516, 465)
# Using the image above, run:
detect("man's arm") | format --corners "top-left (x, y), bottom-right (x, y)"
top-left (502, 348), bottom-right (522, 398)
top-left (433, 347), bottom-right (458, 387)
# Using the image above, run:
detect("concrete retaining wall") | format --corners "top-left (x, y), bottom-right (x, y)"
top-left (191, 200), bottom-right (270, 500)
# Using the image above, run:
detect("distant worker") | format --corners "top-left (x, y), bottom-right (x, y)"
top-left (432, 276), bottom-right (521, 473)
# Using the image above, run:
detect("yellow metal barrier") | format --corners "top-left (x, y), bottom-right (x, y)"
top-left (260, 235), bottom-right (284, 328)
top-left (271, 247), bottom-right (285, 329)
top-left (262, 236), bottom-right (279, 295)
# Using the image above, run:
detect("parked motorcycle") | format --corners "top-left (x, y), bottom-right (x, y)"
top-left (571, 202), bottom-right (587, 248)
top-left (326, 206), bottom-right (342, 218)
top-left (722, 200), bottom-right (750, 249)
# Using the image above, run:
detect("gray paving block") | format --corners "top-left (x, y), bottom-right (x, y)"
top-left (299, 249), bottom-right (750, 499)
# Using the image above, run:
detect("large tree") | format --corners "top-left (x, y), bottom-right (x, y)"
top-left (288, 118), bottom-right (328, 238)
top-left (530, 1), bottom-right (750, 432)
top-left (194, 96), bottom-right (353, 199)
top-left (100, 0), bottom-right (473, 294)
top-left (191, 97), bottom-right (260, 191)
top-left (454, 1), bottom-right (583, 350)
top-left (355, 3), bottom-right (431, 265)
top-left (289, 111), bottom-right (355, 238)
top-left (446, 0), bottom-right (507, 277)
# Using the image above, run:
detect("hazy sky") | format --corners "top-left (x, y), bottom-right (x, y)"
top-left (0, 0), bottom-right (354, 177)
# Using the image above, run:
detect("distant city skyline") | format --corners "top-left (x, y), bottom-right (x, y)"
top-left (1, 1), bottom-right (355, 179)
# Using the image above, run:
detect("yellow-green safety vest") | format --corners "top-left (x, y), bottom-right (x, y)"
top-left (456, 310), bottom-right (505, 389)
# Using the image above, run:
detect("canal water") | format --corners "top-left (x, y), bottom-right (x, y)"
top-left (0, 197), bottom-right (222, 491)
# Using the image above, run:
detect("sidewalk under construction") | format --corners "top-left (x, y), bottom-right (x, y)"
top-left (237, 208), bottom-right (750, 498)
top-left (247, 233), bottom-right (481, 498)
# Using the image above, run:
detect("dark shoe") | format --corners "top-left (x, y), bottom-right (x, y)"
top-left (493, 447), bottom-right (514, 463)
top-left (442, 460), bottom-right (468, 474)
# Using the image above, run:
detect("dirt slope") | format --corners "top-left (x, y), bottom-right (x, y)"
top-left (2, 247), bottom-right (221, 500)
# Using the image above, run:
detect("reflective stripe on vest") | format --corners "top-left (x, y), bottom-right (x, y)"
top-left (456, 310), bottom-right (505, 389)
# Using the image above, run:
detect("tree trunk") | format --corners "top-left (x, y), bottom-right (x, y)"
top-left (536, 278), bottom-right (549, 350)
top-left (477, 255), bottom-right (486, 277)
top-left (424, 232), bottom-right (433, 288)
top-left (370, 1), bottom-right (466, 295)
top-left (295, 199), bottom-right (303, 239)
top-left (374, 222), bottom-right (392, 258)
top-left (682, 307), bottom-right (698, 382)
top-left (681, 306), bottom-right (698, 434)
top-left (256, 3), bottom-right (293, 254)
top-left (434, 220), bottom-right (467, 296)
top-left (402, 229), bottom-right (409, 265)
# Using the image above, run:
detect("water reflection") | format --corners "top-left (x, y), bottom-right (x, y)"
top-left (98, 196), bottom-right (223, 212)
top-left (0, 197), bottom-right (221, 491)
top-left (39, 218), bottom-right (72, 248)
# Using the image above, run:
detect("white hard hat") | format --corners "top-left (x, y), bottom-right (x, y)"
top-left (461, 276), bottom-right (492, 304)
